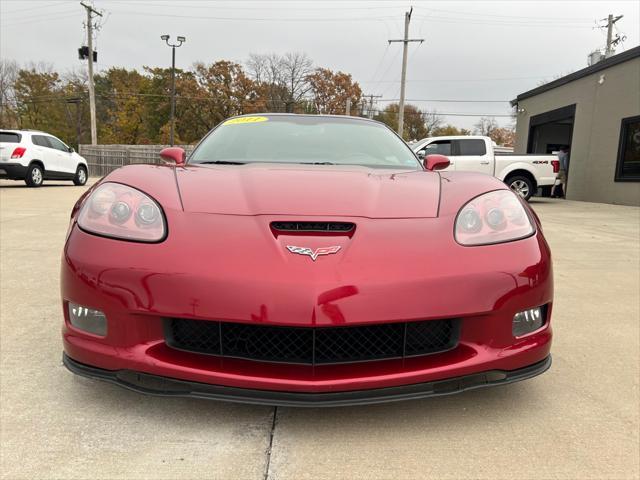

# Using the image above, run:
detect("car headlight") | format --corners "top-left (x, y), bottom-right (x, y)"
top-left (455, 190), bottom-right (534, 246)
top-left (77, 182), bottom-right (166, 242)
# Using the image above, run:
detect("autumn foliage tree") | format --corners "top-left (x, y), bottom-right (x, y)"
top-left (473, 116), bottom-right (515, 146)
top-left (1, 55), bottom-right (474, 148)
top-left (307, 68), bottom-right (362, 115)
top-left (176, 61), bottom-right (264, 142)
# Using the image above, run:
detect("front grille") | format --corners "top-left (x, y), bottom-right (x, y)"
top-left (165, 318), bottom-right (459, 365)
top-left (271, 221), bottom-right (355, 233)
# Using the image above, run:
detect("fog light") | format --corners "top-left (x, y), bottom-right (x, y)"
top-left (512, 306), bottom-right (544, 337)
top-left (68, 302), bottom-right (107, 336)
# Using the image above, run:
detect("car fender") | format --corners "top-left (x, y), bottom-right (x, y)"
top-left (72, 152), bottom-right (88, 166)
top-left (497, 162), bottom-right (538, 183)
top-left (28, 158), bottom-right (45, 171)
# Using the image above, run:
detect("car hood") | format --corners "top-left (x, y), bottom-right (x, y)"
top-left (175, 163), bottom-right (441, 218)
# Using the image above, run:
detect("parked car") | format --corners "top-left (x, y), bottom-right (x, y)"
top-left (0, 130), bottom-right (88, 187)
top-left (412, 135), bottom-right (558, 200)
top-left (61, 114), bottom-right (552, 407)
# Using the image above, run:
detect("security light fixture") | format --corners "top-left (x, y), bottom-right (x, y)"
top-left (160, 34), bottom-right (170, 41)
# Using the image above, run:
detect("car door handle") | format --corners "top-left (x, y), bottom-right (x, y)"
top-left (480, 161), bottom-right (490, 165)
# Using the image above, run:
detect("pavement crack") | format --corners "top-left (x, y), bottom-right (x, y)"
top-left (263, 406), bottom-right (278, 480)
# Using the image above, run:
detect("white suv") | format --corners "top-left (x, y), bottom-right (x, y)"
top-left (0, 130), bottom-right (89, 187)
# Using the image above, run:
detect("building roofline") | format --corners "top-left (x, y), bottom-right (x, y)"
top-left (511, 45), bottom-right (640, 106)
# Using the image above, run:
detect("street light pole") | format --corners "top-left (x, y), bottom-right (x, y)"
top-left (160, 35), bottom-right (185, 146)
top-left (170, 45), bottom-right (176, 146)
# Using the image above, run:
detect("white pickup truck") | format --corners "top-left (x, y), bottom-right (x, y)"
top-left (412, 135), bottom-right (558, 200)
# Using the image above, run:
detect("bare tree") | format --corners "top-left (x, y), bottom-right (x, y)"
top-left (246, 52), bottom-right (313, 112)
top-left (423, 109), bottom-right (443, 136)
top-left (0, 59), bottom-right (19, 128)
top-left (281, 52), bottom-right (313, 111)
top-left (474, 116), bottom-right (499, 136)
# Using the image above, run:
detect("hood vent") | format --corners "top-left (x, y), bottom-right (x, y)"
top-left (271, 221), bottom-right (355, 233)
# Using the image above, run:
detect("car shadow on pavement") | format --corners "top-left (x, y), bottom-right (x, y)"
top-left (0, 184), bottom-right (83, 189)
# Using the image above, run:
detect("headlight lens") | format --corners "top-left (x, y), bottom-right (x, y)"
top-left (455, 190), bottom-right (534, 246)
top-left (77, 182), bottom-right (166, 242)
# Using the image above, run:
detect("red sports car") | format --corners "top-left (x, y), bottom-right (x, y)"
top-left (61, 114), bottom-right (552, 406)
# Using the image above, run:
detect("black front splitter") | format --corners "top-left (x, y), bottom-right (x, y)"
top-left (63, 353), bottom-right (551, 408)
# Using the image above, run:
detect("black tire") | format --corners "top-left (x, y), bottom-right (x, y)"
top-left (73, 165), bottom-right (88, 186)
top-left (506, 175), bottom-right (534, 201)
top-left (25, 164), bottom-right (44, 187)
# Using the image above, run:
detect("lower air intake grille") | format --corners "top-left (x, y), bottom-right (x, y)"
top-left (165, 318), bottom-right (459, 365)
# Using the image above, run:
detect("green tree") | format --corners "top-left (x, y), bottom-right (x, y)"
top-left (374, 103), bottom-right (429, 141)
top-left (95, 68), bottom-right (153, 144)
top-left (13, 65), bottom-right (64, 134)
top-left (431, 124), bottom-right (472, 136)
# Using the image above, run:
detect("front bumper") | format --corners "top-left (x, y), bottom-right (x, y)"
top-left (62, 212), bottom-right (553, 396)
top-left (63, 353), bottom-right (551, 407)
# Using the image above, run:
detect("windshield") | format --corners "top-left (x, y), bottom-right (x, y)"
top-left (189, 115), bottom-right (421, 169)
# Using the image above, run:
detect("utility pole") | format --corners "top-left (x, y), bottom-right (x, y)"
top-left (345, 98), bottom-right (351, 116)
top-left (603, 14), bottom-right (624, 57)
top-left (80, 2), bottom-right (101, 145)
top-left (389, 7), bottom-right (423, 138)
top-left (363, 94), bottom-right (382, 119)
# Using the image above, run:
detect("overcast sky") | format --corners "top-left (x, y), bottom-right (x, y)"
top-left (1, 0), bottom-right (638, 129)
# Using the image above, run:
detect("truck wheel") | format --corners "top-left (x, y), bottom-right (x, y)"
top-left (73, 165), bottom-right (87, 186)
top-left (25, 164), bottom-right (44, 187)
top-left (506, 175), bottom-right (534, 201)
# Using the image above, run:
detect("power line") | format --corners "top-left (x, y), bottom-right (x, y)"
top-left (14, 93), bottom-right (515, 117)
top-left (367, 44), bottom-right (390, 86)
top-left (370, 109), bottom-right (514, 118)
top-left (1, 0), bottom-right (71, 15)
top-left (415, 7), bottom-right (594, 23)
top-left (412, 14), bottom-right (595, 29)
top-left (362, 75), bottom-right (553, 83)
top-left (379, 98), bottom-right (509, 103)
top-left (0, 11), bottom-right (80, 27)
top-left (103, 9), bottom-right (400, 22)
top-left (105, 0), bottom-right (410, 11)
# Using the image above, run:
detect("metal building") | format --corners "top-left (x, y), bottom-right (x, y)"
top-left (512, 46), bottom-right (640, 206)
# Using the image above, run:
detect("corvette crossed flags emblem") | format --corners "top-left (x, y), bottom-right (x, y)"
top-left (286, 245), bottom-right (341, 261)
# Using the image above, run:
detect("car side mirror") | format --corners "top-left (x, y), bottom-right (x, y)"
top-left (68, 147), bottom-right (75, 153)
top-left (424, 154), bottom-right (450, 171)
top-left (416, 149), bottom-right (426, 160)
top-left (159, 147), bottom-right (186, 166)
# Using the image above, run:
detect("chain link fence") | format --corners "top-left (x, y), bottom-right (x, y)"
top-left (79, 145), bottom-right (195, 177)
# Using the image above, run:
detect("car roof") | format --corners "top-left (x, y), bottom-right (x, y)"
top-left (0, 129), bottom-right (46, 134)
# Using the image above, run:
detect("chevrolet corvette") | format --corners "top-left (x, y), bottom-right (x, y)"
top-left (61, 114), bottom-right (552, 406)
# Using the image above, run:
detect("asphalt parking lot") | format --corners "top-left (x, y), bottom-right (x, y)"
top-left (1, 179), bottom-right (638, 480)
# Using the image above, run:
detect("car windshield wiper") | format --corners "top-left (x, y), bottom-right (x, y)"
top-left (298, 162), bottom-right (336, 165)
top-left (198, 160), bottom-right (246, 165)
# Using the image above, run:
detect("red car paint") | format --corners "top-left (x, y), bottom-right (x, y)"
top-left (61, 117), bottom-right (552, 402)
